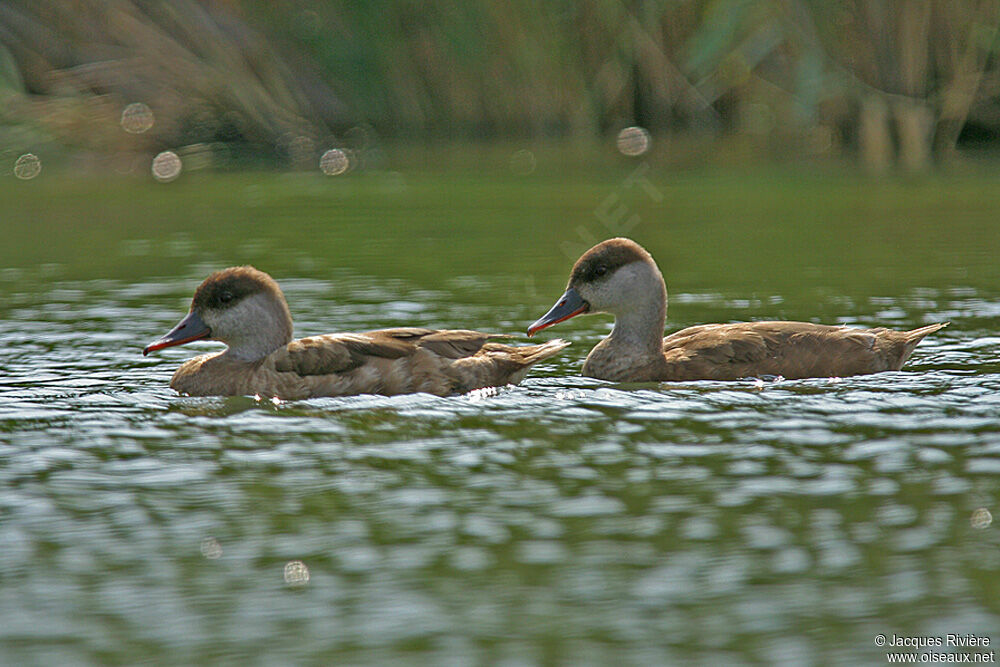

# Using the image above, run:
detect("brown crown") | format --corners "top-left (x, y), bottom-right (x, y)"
top-left (191, 265), bottom-right (280, 311)
top-left (568, 238), bottom-right (653, 286)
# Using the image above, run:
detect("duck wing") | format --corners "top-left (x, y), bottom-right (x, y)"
top-left (359, 327), bottom-right (512, 358)
top-left (273, 332), bottom-right (416, 376)
top-left (412, 329), bottom-right (511, 358)
top-left (661, 321), bottom-right (944, 381)
top-left (353, 327), bottom-right (507, 357)
top-left (270, 328), bottom-right (560, 397)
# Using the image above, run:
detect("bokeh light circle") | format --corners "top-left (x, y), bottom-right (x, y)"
top-left (152, 151), bottom-right (182, 183)
top-left (971, 507), bottom-right (993, 530)
top-left (616, 126), bottom-right (651, 156)
top-left (509, 149), bottom-right (536, 176)
top-left (283, 560), bottom-right (310, 586)
top-left (121, 103), bottom-right (155, 134)
top-left (200, 537), bottom-right (223, 559)
top-left (320, 148), bottom-right (350, 175)
top-left (14, 153), bottom-right (41, 180)
top-left (292, 9), bottom-right (322, 40)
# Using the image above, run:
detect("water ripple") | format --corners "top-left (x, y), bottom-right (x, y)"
top-left (1, 275), bottom-right (998, 664)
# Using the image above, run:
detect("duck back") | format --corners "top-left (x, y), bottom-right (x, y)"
top-left (649, 321), bottom-right (947, 382)
top-left (171, 328), bottom-right (569, 398)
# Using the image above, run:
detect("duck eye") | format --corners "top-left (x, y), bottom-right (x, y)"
top-left (595, 265), bottom-right (608, 277)
top-left (219, 291), bottom-right (234, 304)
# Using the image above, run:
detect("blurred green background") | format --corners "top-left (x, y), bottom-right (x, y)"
top-left (1, 0), bottom-right (998, 174)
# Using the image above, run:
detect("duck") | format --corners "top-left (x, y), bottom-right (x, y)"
top-left (143, 266), bottom-right (569, 398)
top-left (527, 238), bottom-right (946, 382)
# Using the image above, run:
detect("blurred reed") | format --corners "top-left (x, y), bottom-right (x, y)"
top-left (0, 0), bottom-right (998, 171)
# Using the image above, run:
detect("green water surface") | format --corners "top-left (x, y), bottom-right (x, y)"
top-left (1, 160), bottom-right (999, 664)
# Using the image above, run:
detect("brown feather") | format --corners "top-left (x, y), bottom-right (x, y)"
top-left (653, 321), bottom-right (947, 381)
top-left (152, 267), bottom-right (570, 398)
top-left (274, 333), bottom-right (412, 376)
top-left (541, 238), bottom-right (948, 382)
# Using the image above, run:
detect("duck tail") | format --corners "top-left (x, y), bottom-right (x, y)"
top-left (900, 322), bottom-right (948, 358)
top-left (905, 322), bottom-right (949, 341)
top-left (468, 338), bottom-right (569, 388)
top-left (519, 338), bottom-right (571, 364)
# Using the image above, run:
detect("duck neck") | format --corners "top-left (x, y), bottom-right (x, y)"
top-left (582, 275), bottom-right (666, 381)
top-left (605, 275), bottom-right (667, 359)
top-left (221, 294), bottom-right (294, 362)
top-left (225, 330), bottom-right (290, 362)
top-left (579, 260), bottom-right (669, 381)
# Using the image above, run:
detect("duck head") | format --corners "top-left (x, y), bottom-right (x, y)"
top-left (527, 238), bottom-right (665, 335)
top-left (143, 266), bottom-right (294, 361)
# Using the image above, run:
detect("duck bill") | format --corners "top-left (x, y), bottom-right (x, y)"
top-left (527, 287), bottom-right (589, 336)
top-left (143, 310), bottom-right (211, 355)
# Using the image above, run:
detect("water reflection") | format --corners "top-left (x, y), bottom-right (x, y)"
top-left (971, 508), bottom-right (993, 530)
top-left (200, 537), bottom-right (223, 559)
top-left (283, 560), bottom-right (310, 586)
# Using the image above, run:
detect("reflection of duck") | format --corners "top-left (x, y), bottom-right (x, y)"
top-left (528, 238), bottom-right (946, 382)
top-left (144, 266), bottom-right (568, 398)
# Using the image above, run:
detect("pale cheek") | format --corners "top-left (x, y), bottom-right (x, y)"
top-left (576, 288), bottom-right (598, 310)
top-left (206, 311), bottom-right (239, 340)
top-left (586, 285), bottom-right (616, 311)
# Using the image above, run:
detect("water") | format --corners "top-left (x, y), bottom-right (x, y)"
top-left (2, 168), bottom-right (1000, 664)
